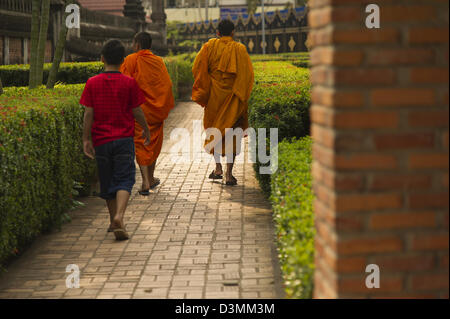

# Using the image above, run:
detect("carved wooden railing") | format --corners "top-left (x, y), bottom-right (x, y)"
top-left (178, 7), bottom-right (309, 54)
top-left (0, 0), bottom-right (33, 14)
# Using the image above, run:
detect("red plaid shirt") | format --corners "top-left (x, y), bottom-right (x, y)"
top-left (80, 72), bottom-right (145, 147)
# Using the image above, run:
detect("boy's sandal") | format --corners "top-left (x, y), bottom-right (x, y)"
top-left (209, 170), bottom-right (223, 180)
top-left (149, 178), bottom-right (160, 189)
top-left (113, 228), bottom-right (129, 241)
top-left (225, 176), bottom-right (237, 186)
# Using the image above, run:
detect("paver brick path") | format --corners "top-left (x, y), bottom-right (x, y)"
top-left (0, 101), bottom-right (284, 299)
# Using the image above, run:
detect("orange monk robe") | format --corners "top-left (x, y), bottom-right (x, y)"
top-left (120, 50), bottom-right (175, 166)
top-left (192, 36), bottom-right (254, 156)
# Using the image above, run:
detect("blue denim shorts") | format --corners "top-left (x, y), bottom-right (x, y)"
top-left (94, 137), bottom-right (136, 200)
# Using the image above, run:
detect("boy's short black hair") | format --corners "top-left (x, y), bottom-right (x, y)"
top-left (218, 19), bottom-right (235, 36)
top-left (101, 39), bottom-right (125, 65)
top-left (134, 32), bottom-right (152, 49)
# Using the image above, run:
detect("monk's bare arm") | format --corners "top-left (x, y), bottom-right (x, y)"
top-left (132, 106), bottom-right (151, 145)
top-left (82, 107), bottom-right (95, 159)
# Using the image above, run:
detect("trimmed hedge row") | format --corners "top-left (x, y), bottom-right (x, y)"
top-left (0, 85), bottom-right (97, 267)
top-left (251, 52), bottom-right (310, 68)
top-left (271, 137), bottom-right (314, 299)
top-left (248, 60), bottom-right (314, 299)
top-left (249, 61), bottom-right (311, 194)
top-left (0, 63), bottom-right (104, 88)
top-left (0, 58), bottom-right (193, 101)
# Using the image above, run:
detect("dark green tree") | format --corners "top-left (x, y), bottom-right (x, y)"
top-left (28, 0), bottom-right (40, 88)
top-left (47, 1), bottom-right (71, 89)
top-left (29, 0), bottom-right (51, 88)
top-left (35, 0), bottom-right (51, 87)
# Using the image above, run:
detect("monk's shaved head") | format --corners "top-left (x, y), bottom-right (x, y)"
top-left (218, 19), bottom-right (235, 36)
top-left (134, 32), bottom-right (152, 50)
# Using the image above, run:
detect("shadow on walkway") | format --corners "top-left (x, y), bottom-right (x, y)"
top-left (0, 101), bottom-right (284, 299)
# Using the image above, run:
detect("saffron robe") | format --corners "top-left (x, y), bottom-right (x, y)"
top-left (192, 36), bottom-right (254, 156)
top-left (120, 49), bottom-right (175, 166)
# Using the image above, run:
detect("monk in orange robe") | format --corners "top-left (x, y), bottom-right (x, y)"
top-left (192, 20), bottom-right (254, 185)
top-left (120, 32), bottom-right (175, 194)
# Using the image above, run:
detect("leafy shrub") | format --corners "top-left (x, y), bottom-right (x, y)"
top-left (164, 58), bottom-right (179, 100)
top-left (248, 61), bottom-right (311, 194)
top-left (253, 61), bottom-right (310, 84)
top-left (164, 55), bottom-right (194, 100)
top-left (179, 52), bottom-right (197, 62)
top-left (271, 137), bottom-right (314, 299)
top-left (177, 40), bottom-right (202, 51)
top-left (251, 52), bottom-right (310, 68)
top-left (0, 84), bottom-right (96, 267)
top-left (0, 62), bottom-right (104, 87)
top-left (176, 58), bottom-right (195, 86)
top-left (249, 82), bottom-right (310, 140)
top-left (0, 58), bottom-right (190, 101)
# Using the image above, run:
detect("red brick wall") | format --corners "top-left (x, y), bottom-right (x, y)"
top-left (9, 37), bottom-right (23, 65)
top-left (309, 0), bottom-right (449, 298)
top-left (0, 38), bottom-right (53, 65)
top-left (0, 37), bottom-right (3, 65)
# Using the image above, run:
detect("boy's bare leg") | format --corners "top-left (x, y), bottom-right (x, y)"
top-left (111, 190), bottom-right (130, 229)
top-left (106, 199), bottom-right (117, 229)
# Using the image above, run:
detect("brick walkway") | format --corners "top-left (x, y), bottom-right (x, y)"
top-left (0, 101), bottom-right (284, 299)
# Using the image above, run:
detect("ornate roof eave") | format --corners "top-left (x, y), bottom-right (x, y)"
top-left (247, 13), bottom-right (259, 26)
top-left (272, 9), bottom-right (285, 23)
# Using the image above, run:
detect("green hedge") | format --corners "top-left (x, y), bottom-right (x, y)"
top-left (0, 62), bottom-right (104, 87)
top-left (247, 61), bottom-right (314, 299)
top-left (164, 56), bottom-right (194, 100)
top-left (0, 85), bottom-right (96, 267)
top-left (251, 52), bottom-right (310, 68)
top-left (271, 137), bottom-right (314, 299)
top-left (249, 61), bottom-right (311, 194)
top-left (0, 59), bottom-right (191, 101)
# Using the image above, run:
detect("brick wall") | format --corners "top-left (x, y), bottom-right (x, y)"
top-left (0, 37), bottom-right (54, 65)
top-left (0, 37), bottom-right (3, 64)
top-left (309, 0), bottom-right (449, 298)
top-left (9, 37), bottom-right (22, 65)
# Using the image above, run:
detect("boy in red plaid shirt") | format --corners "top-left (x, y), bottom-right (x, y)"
top-left (81, 39), bottom-right (150, 241)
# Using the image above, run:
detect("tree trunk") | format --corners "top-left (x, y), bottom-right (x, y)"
top-left (29, 0), bottom-right (41, 89)
top-left (35, 0), bottom-right (51, 87)
top-left (47, 4), bottom-right (69, 89)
